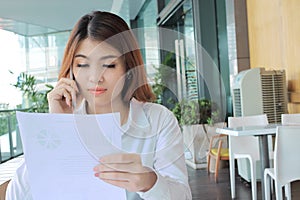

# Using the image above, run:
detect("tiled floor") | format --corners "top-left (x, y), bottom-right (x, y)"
top-left (0, 155), bottom-right (23, 185)
top-left (188, 165), bottom-right (300, 200)
top-left (1, 157), bottom-right (300, 199)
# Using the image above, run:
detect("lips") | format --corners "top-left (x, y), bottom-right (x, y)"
top-left (88, 87), bottom-right (107, 95)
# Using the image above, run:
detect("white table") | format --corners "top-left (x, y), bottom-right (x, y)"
top-left (216, 124), bottom-right (278, 200)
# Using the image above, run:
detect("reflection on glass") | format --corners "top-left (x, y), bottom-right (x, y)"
top-left (159, 0), bottom-right (198, 106)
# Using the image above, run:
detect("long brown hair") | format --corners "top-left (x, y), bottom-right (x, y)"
top-left (59, 11), bottom-right (155, 102)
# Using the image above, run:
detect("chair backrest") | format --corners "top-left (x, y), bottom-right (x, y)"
top-left (281, 113), bottom-right (300, 125)
top-left (228, 114), bottom-right (269, 160)
top-left (275, 126), bottom-right (300, 184)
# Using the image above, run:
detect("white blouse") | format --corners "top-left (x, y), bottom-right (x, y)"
top-left (6, 99), bottom-right (192, 200)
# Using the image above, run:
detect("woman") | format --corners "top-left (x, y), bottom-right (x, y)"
top-left (5, 11), bottom-right (192, 199)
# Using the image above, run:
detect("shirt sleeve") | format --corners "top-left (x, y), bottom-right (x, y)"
top-left (138, 110), bottom-right (192, 200)
top-left (5, 161), bottom-right (33, 200)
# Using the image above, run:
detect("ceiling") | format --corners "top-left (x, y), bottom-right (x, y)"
top-left (0, 0), bottom-right (145, 36)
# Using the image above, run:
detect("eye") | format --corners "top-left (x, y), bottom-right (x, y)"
top-left (103, 64), bottom-right (116, 68)
top-left (77, 64), bottom-right (89, 67)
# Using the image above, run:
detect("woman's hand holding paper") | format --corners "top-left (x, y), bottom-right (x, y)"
top-left (93, 153), bottom-right (157, 192)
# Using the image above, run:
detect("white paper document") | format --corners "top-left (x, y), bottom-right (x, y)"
top-left (16, 111), bottom-right (126, 200)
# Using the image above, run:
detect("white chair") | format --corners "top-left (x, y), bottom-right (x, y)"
top-left (276, 113), bottom-right (300, 199)
top-left (264, 126), bottom-right (300, 200)
top-left (228, 114), bottom-right (273, 200)
top-left (282, 113), bottom-right (300, 125)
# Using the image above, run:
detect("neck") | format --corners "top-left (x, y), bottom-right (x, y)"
top-left (86, 100), bottom-right (130, 125)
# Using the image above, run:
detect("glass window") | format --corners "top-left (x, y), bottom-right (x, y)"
top-left (0, 30), bottom-right (26, 108)
top-left (27, 31), bottom-right (69, 84)
top-left (158, 0), bottom-right (199, 102)
top-left (0, 29), bottom-right (70, 163)
top-left (136, 0), bottom-right (160, 81)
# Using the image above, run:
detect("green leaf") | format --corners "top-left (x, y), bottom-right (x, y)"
top-left (12, 72), bottom-right (52, 113)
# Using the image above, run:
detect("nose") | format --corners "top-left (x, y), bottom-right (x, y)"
top-left (88, 66), bottom-right (106, 83)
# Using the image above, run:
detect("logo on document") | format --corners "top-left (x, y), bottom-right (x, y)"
top-left (36, 129), bottom-right (61, 150)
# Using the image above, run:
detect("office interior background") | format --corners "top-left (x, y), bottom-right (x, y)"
top-left (0, 0), bottom-right (299, 162)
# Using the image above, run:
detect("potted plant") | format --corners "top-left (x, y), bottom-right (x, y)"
top-left (172, 98), bottom-right (225, 169)
top-left (151, 52), bottom-right (178, 110)
top-left (12, 72), bottom-right (53, 113)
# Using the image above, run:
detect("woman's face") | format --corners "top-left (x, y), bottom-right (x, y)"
top-left (72, 38), bottom-right (126, 113)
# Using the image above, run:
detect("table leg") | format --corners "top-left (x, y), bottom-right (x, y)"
top-left (258, 135), bottom-right (270, 200)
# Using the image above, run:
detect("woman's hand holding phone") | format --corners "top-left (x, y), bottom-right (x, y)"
top-left (47, 73), bottom-right (79, 113)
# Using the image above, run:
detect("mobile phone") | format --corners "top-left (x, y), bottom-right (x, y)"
top-left (69, 67), bottom-right (76, 109)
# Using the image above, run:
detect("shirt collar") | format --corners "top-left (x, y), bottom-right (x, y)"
top-left (122, 98), bottom-right (150, 133)
top-left (75, 98), bottom-right (151, 134)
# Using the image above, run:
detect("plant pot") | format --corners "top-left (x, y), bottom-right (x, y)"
top-left (182, 122), bottom-right (226, 169)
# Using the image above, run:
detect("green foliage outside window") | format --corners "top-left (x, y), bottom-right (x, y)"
top-left (0, 72), bottom-right (53, 136)
top-left (172, 98), bottom-right (221, 126)
top-left (0, 113), bottom-right (17, 136)
top-left (12, 72), bottom-right (54, 113)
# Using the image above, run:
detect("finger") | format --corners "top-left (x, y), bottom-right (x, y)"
top-left (97, 171), bottom-right (131, 182)
top-left (48, 87), bottom-right (70, 102)
top-left (95, 171), bottom-right (157, 192)
top-left (57, 78), bottom-right (79, 92)
top-left (63, 84), bottom-right (77, 108)
top-left (56, 81), bottom-right (78, 94)
top-left (71, 80), bottom-right (79, 93)
top-left (51, 84), bottom-right (77, 105)
top-left (63, 81), bottom-right (79, 107)
top-left (94, 163), bottom-right (146, 174)
top-left (100, 153), bottom-right (140, 164)
top-left (56, 84), bottom-right (77, 97)
top-left (61, 88), bottom-right (72, 107)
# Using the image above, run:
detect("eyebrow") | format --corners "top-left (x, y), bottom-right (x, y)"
top-left (74, 54), bottom-right (119, 60)
top-left (74, 54), bottom-right (88, 59)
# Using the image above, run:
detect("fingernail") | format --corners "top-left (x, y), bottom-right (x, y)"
top-left (93, 166), bottom-right (98, 171)
top-left (94, 173), bottom-right (99, 177)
